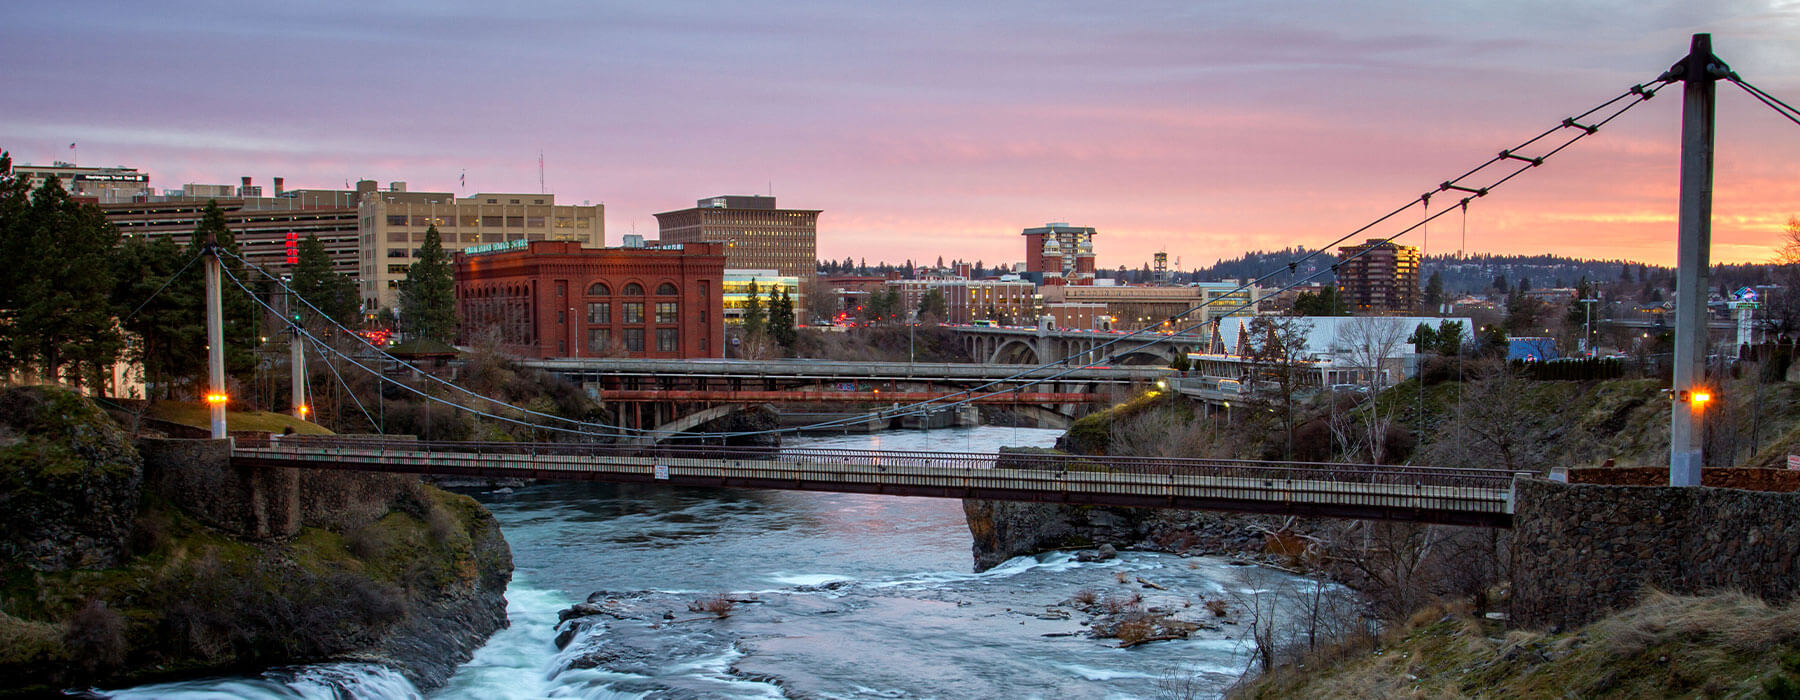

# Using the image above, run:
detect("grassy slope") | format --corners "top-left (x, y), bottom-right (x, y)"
top-left (148, 401), bottom-right (334, 435)
top-left (1233, 592), bottom-right (1800, 700)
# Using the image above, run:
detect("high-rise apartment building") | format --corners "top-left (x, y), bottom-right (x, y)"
top-left (655, 195), bottom-right (818, 320)
top-left (358, 181), bottom-right (603, 310)
top-left (1334, 238), bottom-right (1421, 314)
top-left (1022, 222), bottom-right (1097, 284)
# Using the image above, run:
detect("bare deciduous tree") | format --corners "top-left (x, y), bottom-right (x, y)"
top-left (1334, 316), bottom-right (1411, 463)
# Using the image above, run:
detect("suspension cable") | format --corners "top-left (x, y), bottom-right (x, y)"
top-left (304, 331), bottom-right (383, 433)
top-left (1726, 74), bottom-right (1800, 127)
top-left (120, 252), bottom-right (202, 325)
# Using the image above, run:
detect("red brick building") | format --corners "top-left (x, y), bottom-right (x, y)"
top-left (455, 241), bottom-right (726, 359)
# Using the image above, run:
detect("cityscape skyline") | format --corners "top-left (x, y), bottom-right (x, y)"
top-left (4, 2), bottom-right (1798, 270)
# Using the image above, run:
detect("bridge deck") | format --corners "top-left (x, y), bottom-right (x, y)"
top-left (234, 438), bottom-right (1515, 527)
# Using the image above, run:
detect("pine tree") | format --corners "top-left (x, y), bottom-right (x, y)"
top-left (289, 234), bottom-right (361, 328)
top-left (399, 225), bottom-right (458, 343)
top-left (769, 287), bottom-right (797, 352)
top-left (1, 173), bottom-right (123, 388)
top-left (112, 235), bottom-right (203, 398)
top-left (1421, 272), bottom-right (1445, 314)
top-left (741, 280), bottom-right (766, 340)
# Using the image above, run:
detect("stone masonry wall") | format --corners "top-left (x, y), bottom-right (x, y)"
top-left (138, 437), bottom-right (300, 539)
top-left (1511, 479), bottom-right (1800, 629)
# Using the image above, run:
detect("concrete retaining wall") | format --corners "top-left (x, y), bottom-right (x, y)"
top-left (1511, 479), bottom-right (1800, 629)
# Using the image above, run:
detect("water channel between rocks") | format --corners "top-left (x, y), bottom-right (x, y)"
top-left (104, 425), bottom-right (1317, 700)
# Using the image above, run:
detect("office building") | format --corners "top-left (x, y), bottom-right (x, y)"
top-left (454, 240), bottom-right (725, 359)
top-left (12, 162), bottom-right (151, 203)
top-left (655, 195), bottom-right (818, 320)
top-left (1335, 239), bottom-right (1421, 314)
top-left (101, 185), bottom-right (363, 278)
top-left (885, 278), bottom-right (1039, 325)
top-left (359, 181), bottom-right (603, 310)
top-left (1022, 222), bottom-right (1097, 283)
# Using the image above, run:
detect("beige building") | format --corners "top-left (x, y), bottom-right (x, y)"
top-left (1039, 283), bottom-right (1267, 332)
top-left (358, 181), bottom-right (603, 310)
top-left (887, 278), bottom-right (1039, 325)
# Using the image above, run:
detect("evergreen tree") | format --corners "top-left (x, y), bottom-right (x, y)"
top-left (112, 235), bottom-right (203, 398)
top-left (398, 225), bottom-right (458, 343)
top-left (917, 288), bottom-right (947, 321)
top-left (1292, 284), bottom-right (1348, 316)
top-left (0, 173), bottom-right (123, 388)
top-left (1421, 272), bottom-right (1445, 314)
top-left (289, 234), bottom-right (360, 328)
top-left (768, 287), bottom-right (797, 352)
top-left (741, 280), bottom-right (766, 340)
top-left (1492, 274), bottom-right (1510, 295)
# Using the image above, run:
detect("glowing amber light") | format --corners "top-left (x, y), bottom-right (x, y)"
top-left (1690, 391), bottom-right (1712, 407)
top-left (297, 405), bottom-right (310, 416)
top-left (204, 392), bottom-right (229, 405)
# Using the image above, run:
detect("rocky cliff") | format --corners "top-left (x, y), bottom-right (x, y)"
top-left (0, 386), bottom-right (513, 695)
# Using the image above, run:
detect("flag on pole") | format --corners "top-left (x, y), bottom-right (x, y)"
top-left (68, 143), bottom-right (75, 149)
top-left (459, 170), bottom-right (465, 188)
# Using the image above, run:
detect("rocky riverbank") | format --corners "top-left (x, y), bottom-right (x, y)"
top-left (0, 386), bottom-right (512, 695)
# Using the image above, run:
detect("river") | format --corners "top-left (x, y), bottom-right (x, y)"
top-left (101, 426), bottom-right (1308, 700)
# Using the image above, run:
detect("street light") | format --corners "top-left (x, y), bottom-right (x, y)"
top-left (1580, 297), bottom-right (1600, 355)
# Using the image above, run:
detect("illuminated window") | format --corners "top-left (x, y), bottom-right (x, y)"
top-left (623, 302), bottom-right (643, 323)
top-left (656, 302), bottom-right (678, 323)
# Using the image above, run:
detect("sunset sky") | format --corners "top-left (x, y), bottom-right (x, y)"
top-left (3, 1), bottom-right (1796, 270)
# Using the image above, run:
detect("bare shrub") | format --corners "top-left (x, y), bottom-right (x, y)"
top-left (688, 594), bottom-right (736, 618)
top-left (1205, 599), bottom-right (1231, 617)
top-left (1070, 588), bottom-right (1099, 606)
top-left (425, 503), bottom-right (459, 544)
top-left (63, 599), bottom-right (126, 671)
top-left (1113, 615), bottom-right (1156, 645)
top-left (344, 524), bottom-right (391, 560)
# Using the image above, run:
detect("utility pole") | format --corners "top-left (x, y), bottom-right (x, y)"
top-left (204, 228), bottom-right (227, 439)
top-left (1669, 34), bottom-right (1726, 487)
top-left (291, 327), bottom-right (308, 420)
top-left (1580, 297), bottom-right (1599, 354)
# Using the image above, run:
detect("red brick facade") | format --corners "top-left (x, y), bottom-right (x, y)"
top-left (455, 241), bottom-right (725, 359)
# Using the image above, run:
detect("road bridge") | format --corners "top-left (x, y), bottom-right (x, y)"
top-left (235, 436), bottom-right (1517, 527)
top-left (519, 357), bottom-right (1171, 437)
top-left (947, 326), bottom-right (1207, 366)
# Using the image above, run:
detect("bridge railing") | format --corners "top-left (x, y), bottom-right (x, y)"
top-left (262, 435), bottom-right (1515, 490)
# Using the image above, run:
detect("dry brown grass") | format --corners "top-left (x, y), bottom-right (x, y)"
top-left (1594, 589), bottom-right (1800, 656)
top-left (1204, 598), bottom-right (1231, 617)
